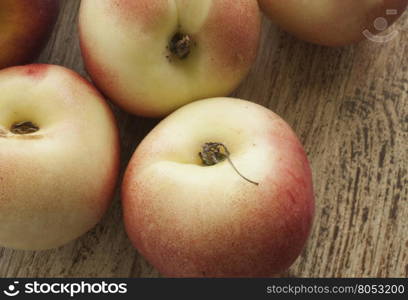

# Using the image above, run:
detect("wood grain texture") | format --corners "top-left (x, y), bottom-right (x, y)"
top-left (1, 0), bottom-right (407, 278)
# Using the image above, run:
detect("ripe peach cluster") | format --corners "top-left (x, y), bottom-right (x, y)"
top-left (0, 0), bottom-right (406, 277)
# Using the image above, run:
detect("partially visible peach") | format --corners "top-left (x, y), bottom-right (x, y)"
top-left (122, 97), bottom-right (314, 277)
top-left (259, 0), bottom-right (408, 46)
top-left (0, 0), bottom-right (59, 69)
top-left (79, 0), bottom-right (261, 117)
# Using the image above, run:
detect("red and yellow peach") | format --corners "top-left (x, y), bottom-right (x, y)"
top-left (0, 64), bottom-right (120, 250)
top-left (79, 0), bottom-right (261, 117)
top-left (122, 98), bottom-right (315, 277)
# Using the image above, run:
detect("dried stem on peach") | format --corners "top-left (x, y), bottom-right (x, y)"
top-left (199, 142), bottom-right (259, 186)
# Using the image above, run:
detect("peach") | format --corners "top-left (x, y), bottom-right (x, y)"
top-left (0, 64), bottom-right (120, 250)
top-left (0, 0), bottom-right (59, 69)
top-left (259, 0), bottom-right (408, 46)
top-left (122, 97), bottom-right (314, 277)
top-left (79, 0), bottom-right (261, 117)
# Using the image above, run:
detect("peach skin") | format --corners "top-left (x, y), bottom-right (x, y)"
top-left (79, 0), bottom-right (261, 117)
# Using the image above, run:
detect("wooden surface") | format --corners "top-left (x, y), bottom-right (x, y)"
top-left (1, 1), bottom-right (407, 278)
